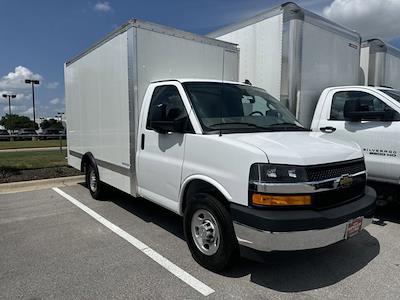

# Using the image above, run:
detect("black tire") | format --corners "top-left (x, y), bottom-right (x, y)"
top-left (183, 192), bottom-right (239, 272)
top-left (85, 162), bottom-right (103, 200)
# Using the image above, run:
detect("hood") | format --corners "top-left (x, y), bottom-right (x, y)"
top-left (223, 131), bottom-right (362, 166)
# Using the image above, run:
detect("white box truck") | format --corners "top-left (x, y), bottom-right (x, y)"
top-left (208, 2), bottom-right (361, 128)
top-left (65, 19), bottom-right (375, 271)
top-left (360, 39), bottom-right (400, 90)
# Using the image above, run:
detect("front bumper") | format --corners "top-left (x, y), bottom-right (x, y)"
top-left (231, 187), bottom-right (376, 252)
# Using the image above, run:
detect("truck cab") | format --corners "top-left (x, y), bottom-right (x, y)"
top-left (311, 86), bottom-right (400, 188)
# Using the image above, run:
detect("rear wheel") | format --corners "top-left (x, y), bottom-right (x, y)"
top-left (85, 162), bottom-right (103, 200)
top-left (183, 192), bottom-right (239, 272)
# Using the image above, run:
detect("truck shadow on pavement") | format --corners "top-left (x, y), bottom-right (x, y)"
top-left (100, 185), bottom-right (185, 240)
top-left (101, 185), bottom-right (381, 293)
top-left (225, 231), bottom-right (380, 292)
top-left (374, 203), bottom-right (400, 225)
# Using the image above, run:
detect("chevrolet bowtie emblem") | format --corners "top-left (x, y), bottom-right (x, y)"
top-left (337, 175), bottom-right (353, 188)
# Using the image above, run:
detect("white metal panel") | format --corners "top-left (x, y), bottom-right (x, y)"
top-left (98, 166), bottom-right (131, 193)
top-left (68, 155), bottom-right (81, 171)
top-left (66, 25), bottom-right (240, 196)
top-left (215, 14), bottom-right (283, 99)
top-left (384, 53), bottom-right (400, 89)
top-left (135, 27), bottom-right (239, 113)
top-left (182, 134), bottom-right (268, 208)
top-left (360, 47), bottom-right (370, 85)
top-left (65, 31), bottom-right (131, 194)
top-left (298, 22), bottom-right (360, 127)
top-left (223, 50), bottom-right (239, 82)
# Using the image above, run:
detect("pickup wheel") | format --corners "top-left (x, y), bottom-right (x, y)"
top-left (183, 193), bottom-right (239, 272)
top-left (85, 162), bottom-right (103, 200)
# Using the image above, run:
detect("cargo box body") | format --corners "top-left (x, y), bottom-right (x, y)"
top-left (360, 39), bottom-right (400, 90)
top-left (208, 2), bottom-right (361, 127)
top-left (65, 20), bottom-right (239, 195)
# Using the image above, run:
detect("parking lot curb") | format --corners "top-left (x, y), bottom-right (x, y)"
top-left (0, 147), bottom-right (64, 153)
top-left (0, 175), bottom-right (85, 194)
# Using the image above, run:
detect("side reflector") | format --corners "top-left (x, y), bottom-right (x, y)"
top-left (252, 194), bottom-right (311, 206)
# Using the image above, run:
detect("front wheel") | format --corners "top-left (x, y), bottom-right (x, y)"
top-left (183, 193), bottom-right (239, 272)
top-left (85, 162), bottom-right (103, 200)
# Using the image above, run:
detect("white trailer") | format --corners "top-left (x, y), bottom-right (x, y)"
top-left (360, 39), bottom-right (400, 90)
top-left (65, 19), bottom-right (239, 197)
top-left (208, 2), bottom-right (361, 127)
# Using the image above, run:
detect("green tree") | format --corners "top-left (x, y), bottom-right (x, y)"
top-left (40, 118), bottom-right (64, 130)
top-left (0, 114), bottom-right (38, 130)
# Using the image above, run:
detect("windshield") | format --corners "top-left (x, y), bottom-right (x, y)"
top-left (183, 82), bottom-right (305, 133)
top-left (380, 89), bottom-right (400, 103)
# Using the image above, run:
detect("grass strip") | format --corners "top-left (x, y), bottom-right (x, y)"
top-left (0, 150), bottom-right (67, 171)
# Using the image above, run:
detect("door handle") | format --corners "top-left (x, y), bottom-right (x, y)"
top-left (320, 126), bottom-right (336, 133)
top-left (141, 134), bottom-right (145, 150)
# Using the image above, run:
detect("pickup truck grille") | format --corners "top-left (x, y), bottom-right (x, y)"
top-left (306, 158), bottom-right (366, 182)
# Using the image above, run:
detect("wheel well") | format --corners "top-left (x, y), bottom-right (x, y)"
top-left (80, 152), bottom-right (96, 173)
top-left (181, 179), bottom-right (229, 214)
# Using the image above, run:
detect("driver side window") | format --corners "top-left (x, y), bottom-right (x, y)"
top-left (330, 91), bottom-right (400, 121)
top-left (146, 85), bottom-right (193, 132)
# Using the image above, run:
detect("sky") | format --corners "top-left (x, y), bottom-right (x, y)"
top-left (1, 0), bottom-right (400, 121)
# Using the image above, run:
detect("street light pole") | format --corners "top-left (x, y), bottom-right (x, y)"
top-left (57, 112), bottom-right (65, 125)
top-left (2, 93), bottom-right (16, 133)
top-left (25, 79), bottom-right (40, 129)
top-left (56, 112), bottom-right (65, 153)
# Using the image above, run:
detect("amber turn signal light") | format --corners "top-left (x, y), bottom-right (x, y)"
top-left (252, 193), bottom-right (311, 206)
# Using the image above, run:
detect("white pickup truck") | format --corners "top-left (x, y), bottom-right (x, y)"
top-left (66, 20), bottom-right (376, 271)
top-left (311, 86), bottom-right (400, 199)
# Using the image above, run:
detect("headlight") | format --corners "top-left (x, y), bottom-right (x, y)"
top-left (249, 163), bottom-right (310, 207)
top-left (249, 163), bottom-right (308, 184)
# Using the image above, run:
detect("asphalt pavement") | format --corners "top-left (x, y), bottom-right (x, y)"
top-left (1, 184), bottom-right (399, 299)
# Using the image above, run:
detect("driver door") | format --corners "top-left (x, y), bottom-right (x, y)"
top-left (137, 83), bottom-right (194, 211)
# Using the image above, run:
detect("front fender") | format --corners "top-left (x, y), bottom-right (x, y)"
top-left (179, 174), bottom-right (233, 214)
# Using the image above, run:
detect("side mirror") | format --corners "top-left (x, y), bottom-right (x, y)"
top-left (150, 104), bottom-right (188, 133)
top-left (150, 117), bottom-right (188, 134)
top-left (382, 109), bottom-right (396, 122)
top-left (343, 99), bottom-right (385, 122)
top-left (150, 120), bottom-right (174, 133)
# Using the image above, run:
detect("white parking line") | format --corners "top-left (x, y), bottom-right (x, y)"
top-left (52, 187), bottom-right (215, 297)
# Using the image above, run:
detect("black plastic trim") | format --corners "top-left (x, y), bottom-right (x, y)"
top-left (70, 150), bottom-right (130, 177)
top-left (231, 187), bottom-right (376, 232)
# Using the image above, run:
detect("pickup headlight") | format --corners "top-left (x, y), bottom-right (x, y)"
top-left (249, 163), bottom-right (311, 207)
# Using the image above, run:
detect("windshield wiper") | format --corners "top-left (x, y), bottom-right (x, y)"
top-left (268, 122), bottom-right (309, 131)
top-left (209, 122), bottom-right (270, 130)
top-left (269, 122), bottom-right (304, 128)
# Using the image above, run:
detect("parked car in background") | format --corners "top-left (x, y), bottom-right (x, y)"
top-left (0, 129), bottom-right (10, 141)
top-left (39, 128), bottom-right (62, 140)
top-left (17, 128), bottom-right (38, 140)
